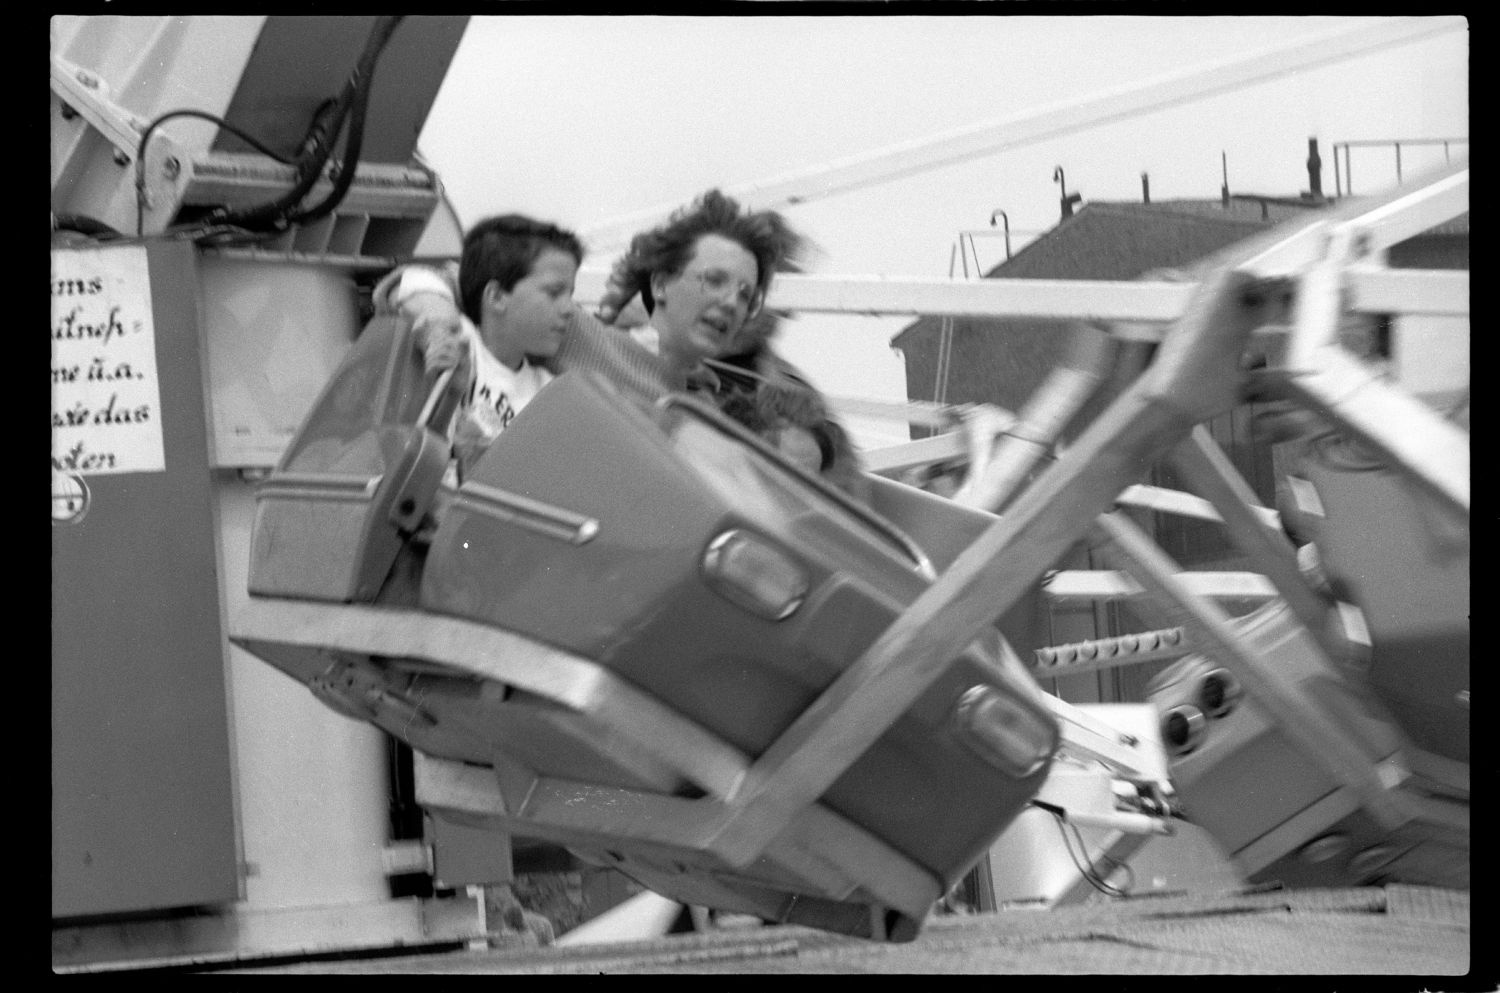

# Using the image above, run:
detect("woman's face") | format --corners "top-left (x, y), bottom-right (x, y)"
top-left (651, 234), bottom-right (761, 370)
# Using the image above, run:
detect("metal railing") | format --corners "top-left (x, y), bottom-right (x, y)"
top-left (1333, 138), bottom-right (1468, 196)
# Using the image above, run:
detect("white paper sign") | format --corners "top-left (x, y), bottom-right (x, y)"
top-left (51, 246), bottom-right (165, 475)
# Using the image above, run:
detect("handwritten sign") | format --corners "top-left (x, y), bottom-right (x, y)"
top-left (51, 246), bottom-right (165, 475)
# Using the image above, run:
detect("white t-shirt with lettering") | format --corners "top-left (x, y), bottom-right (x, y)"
top-left (393, 267), bottom-right (552, 478)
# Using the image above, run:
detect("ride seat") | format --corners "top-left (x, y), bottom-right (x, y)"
top-left (1283, 440), bottom-right (1470, 764)
top-left (248, 312), bottom-right (461, 602)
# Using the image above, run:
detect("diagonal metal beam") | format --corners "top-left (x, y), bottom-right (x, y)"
top-left (1091, 509), bottom-right (1410, 831)
top-left (1165, 426), bottom-right (1333, 645)
top-left (1264, 350), bottom-right (1470, 517)
top-left (581, 18), bottom-right (1463, 251)
top-left (703, 268), bottom-right (1273, 867)
top-left (576, 266), bottom-right (1464, 323)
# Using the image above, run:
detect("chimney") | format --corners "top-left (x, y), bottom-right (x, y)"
top-left (1306, 137), bottom-right (1324, 200)
top-left (1053, 165), bottom-right (1082, 219)
top-left (1221, 151), bottom-right (1230, 207)
top-left (1141, 172), bottom-right (1151, 203)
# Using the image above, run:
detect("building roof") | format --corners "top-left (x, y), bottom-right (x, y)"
top-left (892, 198), bottom-right (1467, 351)
top-left (892, 199), bottom-right (1300, 353)
top-left (982, 200), bottom-right (1297, 280)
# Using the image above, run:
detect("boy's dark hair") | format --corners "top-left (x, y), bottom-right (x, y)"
top-left (458, 214), bottom-right (584, 323)
top-left (611, 189), bottom-right (805, 314)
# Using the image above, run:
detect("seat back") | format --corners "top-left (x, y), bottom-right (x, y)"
top-left (248, 312), bottom-right (461, 602)
top-left (1291, 452), bottom-right (1469, 763)
top-left (419, 371), bottom-right (1059, 892)
top-left (1147, 600), bottom-right (1412, 887)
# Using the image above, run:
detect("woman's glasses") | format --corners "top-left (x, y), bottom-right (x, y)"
top-left (688, 268), bottom-right (764, 315)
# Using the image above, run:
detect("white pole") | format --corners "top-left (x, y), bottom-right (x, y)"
top-left (581, 17), bottom-right (1463, 252)
top-left (553, 891), bottom-right (684, 947)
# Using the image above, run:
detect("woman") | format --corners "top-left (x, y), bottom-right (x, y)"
top-left (595, 190), bottom-right (868, 498)
top-left (376, 189), bottom-right (867, 496)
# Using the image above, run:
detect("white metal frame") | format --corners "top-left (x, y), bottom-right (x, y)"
top-left (575, 161), bottom-right (1469, 857)
top-left (574, 267), bottom-right (1467, 326)
top-left (687, 160), bottom-right (1468, 852)
top-left (579, 17), bottom-right (1464, 252)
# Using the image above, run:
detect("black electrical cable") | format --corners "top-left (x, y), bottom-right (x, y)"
top-left (53, 213), bottom-right (123, 239)
top-left (292, 13), bottom-right (418, 226)
top-left (1044, 807), bottom-right (1130, 898)
top-left (134, 108), bottom-right (294, 235)
top-left (205, 15), bottom-right (404, 235)
top-left (198, 95), bottom-right (346, 234)
top-left (286, 47), bottom-right (381, 226)
top-left (1070, 820), bottom-right (1135, 895)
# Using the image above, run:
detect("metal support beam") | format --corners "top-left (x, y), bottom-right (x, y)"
top-left (573, 265), bottom-right (1462, 325)
top-left (1045, 697), bottom-right (1168, 785)
top-left (1165, 427), bottom-right (1334, 646)
top-left (573, 267), bottom-right (1194, 327)
top-left (701, 268), bottom-right (1273, 867)
top-left (859, 434), bottom-right (968, 475)
top-left (955, 323), bottom-right (1116, 512)
top-left (827, 395), bottom-right (973, 429)
top-left (1233, 160), bottom-right (1468, 278)
top-left (581, 18), bottom-right (1462, 251)
top-left (1347, 266), bottom-right (1469, 316)
top-left (51, 53), bottom-right (154, 165)
top-left (1043, 569), bottom-right (1278, 603)
top-left (1092, 510), bottom-right (1409, 831)
top-left (1118, 483), bottom-right (1281, 529)
top-left (1264, 351), bottom-right (1470, 517)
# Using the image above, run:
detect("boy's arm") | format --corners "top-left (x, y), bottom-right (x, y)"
top-left (377, 264), bottom-right (469, 373)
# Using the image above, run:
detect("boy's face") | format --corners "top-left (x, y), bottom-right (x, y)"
top-left (483, 247), bottom-right (579, 368)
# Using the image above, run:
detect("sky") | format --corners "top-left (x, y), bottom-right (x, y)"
top-left (415, 14), bottom-right (1469, 449)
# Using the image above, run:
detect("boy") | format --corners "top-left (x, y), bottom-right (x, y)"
top-left (392, 213), bottom-right (583, 479)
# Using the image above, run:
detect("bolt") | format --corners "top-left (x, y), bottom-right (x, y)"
top-left (60, 101), bottom-right (78, 120)
top-left (75, 69), bottom-right (98, 89)
top-left (112, 149), bottom-right (130, 167)
top-left (162, 156), bottom-right (181, 180)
